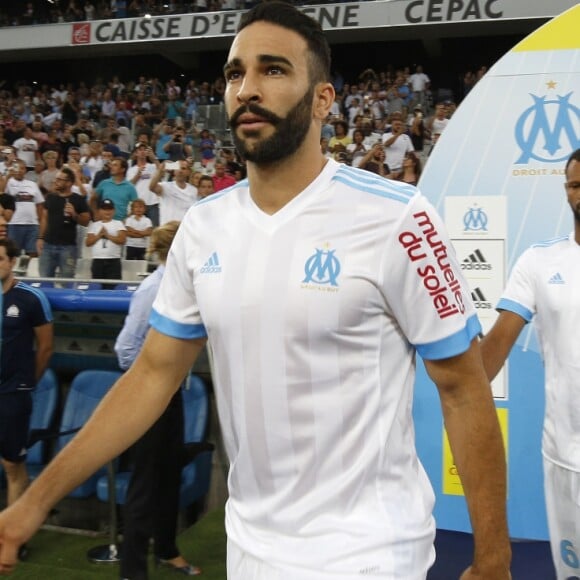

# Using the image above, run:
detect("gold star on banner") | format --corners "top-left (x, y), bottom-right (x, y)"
top-left (546, 80), bottom-right (557, 89)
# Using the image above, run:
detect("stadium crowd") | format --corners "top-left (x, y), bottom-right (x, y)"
top-left (0, 0), bottom-right (377, 27)
top-left (0, 59), bottom-right (471, 282)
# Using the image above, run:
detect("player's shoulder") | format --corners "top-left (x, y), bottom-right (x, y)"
top-left (13, 281), bottom-right (49, 304)
top-left (332, 164), bottom-right (418, 207)
top-left (516, 234), bottom-right (571, 270)
top-left (523, 235), bottom-right (571, 263)
top-left (195, 179), bottom-right (246, 210)
top-left (529, 234), bottom-right (570, 251)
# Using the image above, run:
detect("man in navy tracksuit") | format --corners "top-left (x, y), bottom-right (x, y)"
top-left (0, 238), bottom-right (52, 559)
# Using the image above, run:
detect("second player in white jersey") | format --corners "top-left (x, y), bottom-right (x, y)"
top-left (496, 234), bottom-right (580, 472)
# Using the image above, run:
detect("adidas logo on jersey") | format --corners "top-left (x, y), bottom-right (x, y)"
top-left (470, 287), bottom-right (493, 309)
top-left (548, 272), bottom-right (565, 284)
top-left (461, 248), bottom-right (492, 271)
top-left (200, 252), bottom-right (222, 274)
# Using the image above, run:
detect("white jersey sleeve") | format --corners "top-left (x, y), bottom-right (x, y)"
top-left (383, 193), bottom-right (481, 360)
top-left (150, 209), bottom-right (207, 339)
top-left (496, 247), bottom-right (536, 322)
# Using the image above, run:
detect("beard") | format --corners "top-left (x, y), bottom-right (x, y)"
top-left (228, 86), bottom-right (314, 165)
top-left (572, 201), bottom-right (580, 224)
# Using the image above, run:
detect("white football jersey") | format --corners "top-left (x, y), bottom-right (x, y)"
top-left (151, 159), bottom-right (480, 578)
top-left (497, 234), bottom-right (580, 472)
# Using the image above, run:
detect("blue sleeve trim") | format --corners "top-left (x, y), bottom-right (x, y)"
top-left (496, 298), bottom-right (533, 322)
top-left (19, 283), bottom-right (53, 323)
top-left (149, 309), bottom-right (207, 340)
top-left (416, 314), bottom-right (481, 361)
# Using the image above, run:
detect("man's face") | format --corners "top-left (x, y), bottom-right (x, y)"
top-left (12, 161), bottom-right (26, 180)
top-left (565, 159), bottom-right (580, 223)
top-left (109, 159), bottom-right (123, 176)
top-left (224, 21), bottom-right (315, 165)
top-left (54, 172), bottom-right (72, 194)
top-left (176, 161), bottom-right (190, 180)
top-left (102, 151), bottom-right (114, 166)
top-left (197, 179), bottom-right (214, 198)
top-left (390, 120), bottom-right (402, 134)
top-left (0, 246), bottom-right (15, 281)
top-left (214, 162), bottom-right (226, 177)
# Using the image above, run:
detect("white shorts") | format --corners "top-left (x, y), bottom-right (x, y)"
top-left (543, 458), bottom-right (580, 579)
top-left (226, 538), bottom-right (430, 580)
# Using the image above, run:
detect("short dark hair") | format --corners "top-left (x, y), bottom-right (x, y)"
top-left (334, 120), bottom-right (348, 134)
top-left (199, 175), bottom-right (213, 187)
top-left (113, 156), bottom-right (129, 173)
top-left (565, 148), bottom-right (580, 176)
top-left (237, 1), bottom-right (331, 84)
top-left (0, 238), bottom-right (20, 259)
top-left (60, 167), bottom-right (75, 183)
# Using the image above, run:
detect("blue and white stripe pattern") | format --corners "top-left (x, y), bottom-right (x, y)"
top-left (333, 165), bottom-right (416, 205)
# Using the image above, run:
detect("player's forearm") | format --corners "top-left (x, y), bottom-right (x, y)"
top-left (479, 313), bottom-right (525, 382)
top-left (21, 348), bottom-right (187, 514)
top-left (479, 333), bottom-right (511, 382)
top-left (442, 382), bottom-right (511, 575)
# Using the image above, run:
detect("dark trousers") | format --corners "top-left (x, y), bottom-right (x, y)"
top-left (125, 247), bottom-right (146, 261)
top-left (91, 258), bottom-right (122, 285)
top-left (120, 391), bottom-right (184, 580)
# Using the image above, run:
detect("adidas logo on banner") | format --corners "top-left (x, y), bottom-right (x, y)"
top-left (200, 252), bottom-right (222, 274)
top-left (548, 273), bottom-right (565, 284)
top-left (461, 248), bottom-right (492, 271)
top-left (470, 287), bottom-right (493, 309)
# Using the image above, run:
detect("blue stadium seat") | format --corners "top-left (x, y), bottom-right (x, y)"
top-left (27, 369), bottom-right (60, 466)
top-left (28, 370), bottom-right (123, 498)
